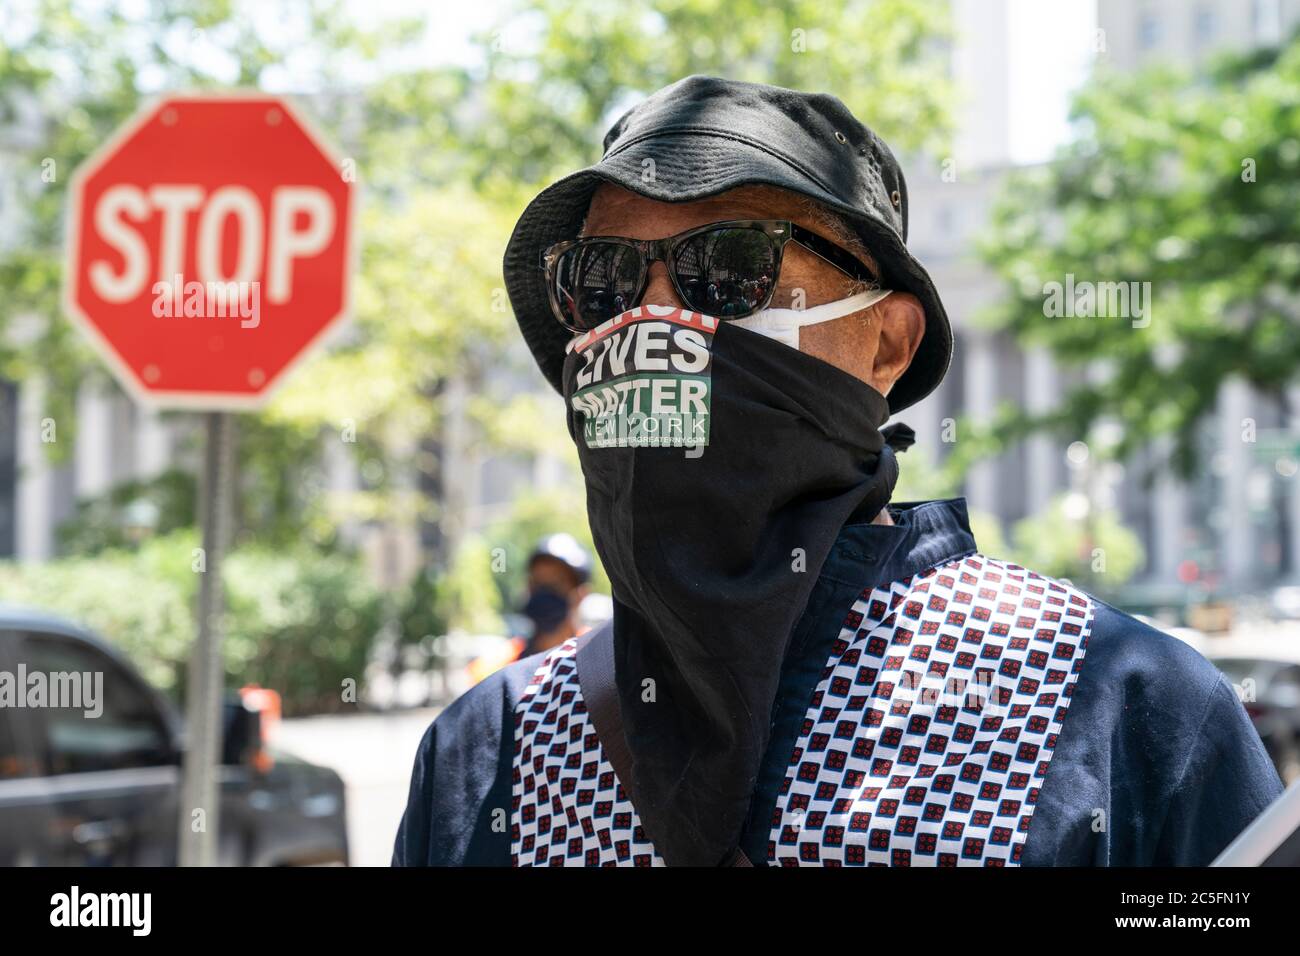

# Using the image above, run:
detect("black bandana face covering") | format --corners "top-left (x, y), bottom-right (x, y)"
top-left (562, 304), bottom-right (906, 866)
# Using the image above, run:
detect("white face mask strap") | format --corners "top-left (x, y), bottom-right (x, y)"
top-left (771, 287), bottom-right (892, 328)
top-left (565, 289), bottom-right (893, 354)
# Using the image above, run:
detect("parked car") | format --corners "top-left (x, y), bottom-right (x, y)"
top-left (1210, 639), bottom-right (1300, 786)
top-left (1270, 586), bottom-right (1300, 622)
top-left (0, 605), bottom-right (348, 865)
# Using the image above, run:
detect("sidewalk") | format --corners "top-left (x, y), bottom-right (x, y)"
top-left (271, 707), bottom-right (440, 867)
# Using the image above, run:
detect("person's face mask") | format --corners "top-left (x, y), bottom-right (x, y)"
top-left (727, 287), bottom-right (892, 351)
top-left (560, 303), bottom-right (906, 866)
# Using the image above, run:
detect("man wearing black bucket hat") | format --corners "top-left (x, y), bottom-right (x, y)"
top-left (395, 76), bottom-right (1282, 867)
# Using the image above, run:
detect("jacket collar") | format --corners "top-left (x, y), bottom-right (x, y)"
top-left (818, 497), bottom-right (979, 590)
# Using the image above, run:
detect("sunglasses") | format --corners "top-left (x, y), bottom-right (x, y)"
top-left (541, 219), bottom-right (876, 333)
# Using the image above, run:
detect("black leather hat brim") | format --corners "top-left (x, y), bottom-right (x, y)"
top-left (502, 131), bottom-right (953, 414)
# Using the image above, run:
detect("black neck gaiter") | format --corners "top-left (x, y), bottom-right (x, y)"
top-left (562, 305), bottom-right (906, 866)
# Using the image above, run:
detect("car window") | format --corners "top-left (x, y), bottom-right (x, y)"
top-left (1269, 664), bottom-right (1300, 687)
top-left (18, 632), bottom-right (173, 775)
top-left (0, 707), bottom-right (29, 780)
top-left (1266, 665), bottom-right (1300, 706)
top-left (1214, 658), bottom-right (1276, 686)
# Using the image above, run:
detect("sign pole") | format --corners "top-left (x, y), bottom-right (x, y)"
top-left (178, 411), bottom-right (236, 866)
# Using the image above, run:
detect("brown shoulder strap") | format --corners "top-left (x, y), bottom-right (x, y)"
top-left (574, 622), bottom-right (753, 867)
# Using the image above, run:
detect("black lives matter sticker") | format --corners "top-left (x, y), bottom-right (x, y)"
top-left (567, 305), bottom-right (716, 449)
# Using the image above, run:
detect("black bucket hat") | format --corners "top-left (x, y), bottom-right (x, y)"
top-left (502, 74), bottom-right (953, 414)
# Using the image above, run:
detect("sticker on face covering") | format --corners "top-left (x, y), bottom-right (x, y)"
top-left (568, 305), bottom-right (714, 449)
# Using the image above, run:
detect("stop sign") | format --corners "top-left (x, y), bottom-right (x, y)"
top-left (65, 94), bottom-right (356, 408)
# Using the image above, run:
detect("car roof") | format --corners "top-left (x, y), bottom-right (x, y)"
top-left (0, 603), bottom-right (136, 663)
top-left (1205, 636), bottom-right (1300, 668)
top-left (0, 603), bottom-right (93, 634)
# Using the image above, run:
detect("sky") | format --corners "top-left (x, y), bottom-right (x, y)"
top-left (1006, 0), bottom-right (1098, 163)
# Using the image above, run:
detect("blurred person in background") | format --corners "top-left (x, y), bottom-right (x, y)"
top-left (397, 76), bottom-right (1283, 867)
top-left (519, 533), bottom-right (593, 656)
top-left (465, 534), bottom-right (593, 684)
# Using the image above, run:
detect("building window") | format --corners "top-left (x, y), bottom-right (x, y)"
top-left (936, 205), bottom-right (955, 236)
top-left (1138, 13), bottom-right (1162, 50)
top-left (0, 380), bottom-right (15, 558)
top-left (1253, 0), bottom-right (1282, 44)
top-left (1194, 6), bottom-right (1217, 46)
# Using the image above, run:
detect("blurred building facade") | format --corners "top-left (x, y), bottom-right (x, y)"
top-left (900, 0), bottom-right (1300, 595)
top-left (3, 0), bottom-right (1300, 597)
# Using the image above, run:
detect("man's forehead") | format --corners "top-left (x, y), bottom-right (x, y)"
top-left (582, 182), bottom-right (820, 238)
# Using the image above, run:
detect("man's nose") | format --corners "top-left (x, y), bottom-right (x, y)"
top-left (640, 261), bottom-right (683, 308)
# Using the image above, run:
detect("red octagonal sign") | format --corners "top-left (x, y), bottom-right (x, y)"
top-left (65, 94), bottom-right (356, 408)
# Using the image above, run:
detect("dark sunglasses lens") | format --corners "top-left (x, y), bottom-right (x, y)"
top-left (553, 242), bottom-right (644, 330)
top-left (673, 228), bottom-right (778, 317)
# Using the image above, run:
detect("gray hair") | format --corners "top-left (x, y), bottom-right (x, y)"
top-left (795, 196), bottom-right (881, 295)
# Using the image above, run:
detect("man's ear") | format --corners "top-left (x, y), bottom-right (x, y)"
top-left (871, 292), bottom-right (925, 397)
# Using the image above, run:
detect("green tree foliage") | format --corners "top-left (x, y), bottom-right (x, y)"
top-left (393, 565), bottom-right (448, 653)
top-left (0, 534), bottom-right (197, 689)
top-left (484, 486), bottom-right (610, 608)
top-left (54, 418), bottom-right (350, 553)
top-left (975, 34), bottom-right (1300, 480)
top-left (1008, 495), bottom-right (1145, 594)
top-left (471, 0), bottom-right (953, 189)
top-left (221, 541), bottom-right (386, 714)
top-left (0, 531), bottom-right (384, 714)
top-left (57, 468), bottom-right (197, 554)
top-left (265, 188), bottom-right (521, 444)
top-left (435, 534), bottom-right (505, 635)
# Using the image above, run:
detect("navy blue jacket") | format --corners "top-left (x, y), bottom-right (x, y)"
top-left (393, 499), bottom-right (1283, 866)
